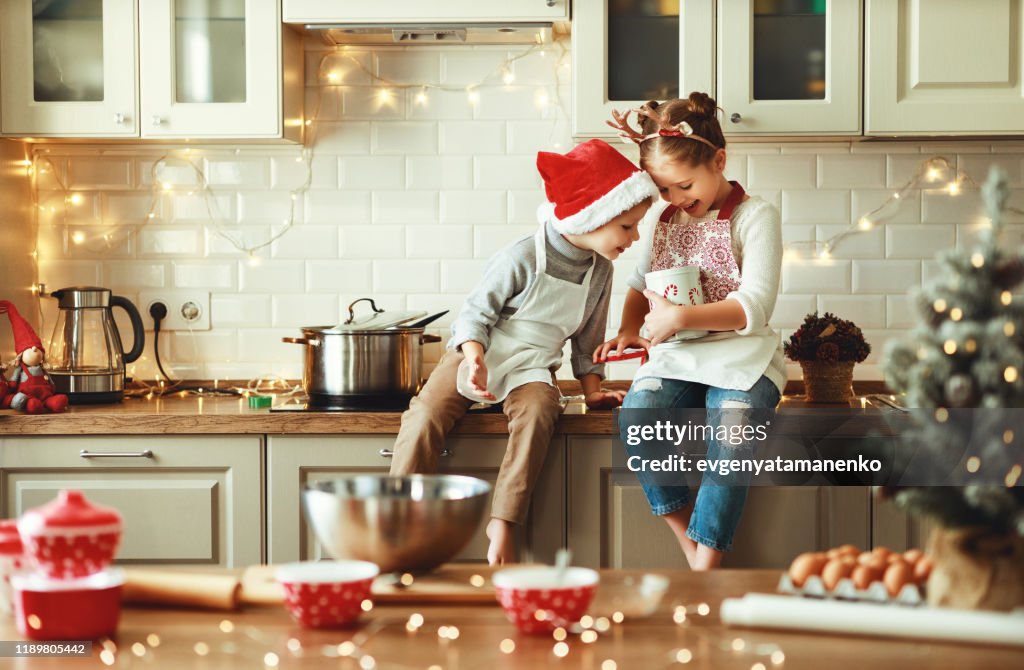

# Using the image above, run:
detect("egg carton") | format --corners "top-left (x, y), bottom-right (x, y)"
top-left (777, 573), bottom-right (924, 606)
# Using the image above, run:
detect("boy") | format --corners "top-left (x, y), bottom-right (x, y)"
top-left (389, 139), bottom-right (658, 565)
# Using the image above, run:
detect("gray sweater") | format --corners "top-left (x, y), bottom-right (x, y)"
top-left (449, 221), bottom-right (612, 379)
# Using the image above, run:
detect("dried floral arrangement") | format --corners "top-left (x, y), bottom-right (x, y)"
top-left (784, 312), bottom-right (871, 364)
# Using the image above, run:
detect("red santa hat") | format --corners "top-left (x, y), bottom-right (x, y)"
top-left (0, 300), bottom-right (43, 354)
top-left (536, 139), bottom-right (658, 234)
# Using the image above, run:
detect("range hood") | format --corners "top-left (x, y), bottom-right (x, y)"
top-left (309, 23), bottom-right (553, 46)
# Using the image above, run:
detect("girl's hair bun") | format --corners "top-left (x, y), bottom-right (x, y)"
top-left (686, 91), bottom-right (718, 119)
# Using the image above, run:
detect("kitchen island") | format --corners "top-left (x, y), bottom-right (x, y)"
top-left (1, 569), bottom-right (1018, 669)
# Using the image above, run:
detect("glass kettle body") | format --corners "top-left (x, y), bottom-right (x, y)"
top-left (46, 287), bottom-right (144, 404)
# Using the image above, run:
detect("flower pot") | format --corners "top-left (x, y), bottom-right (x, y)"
top-left (799, 360), bottom-right (854, 403)
top-left (925, 526), bottom-right (1024, 611)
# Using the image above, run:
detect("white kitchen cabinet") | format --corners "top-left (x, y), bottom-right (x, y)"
top-left (717, 0), bottom-right (862, 135)
top-left (0, 435), bottom-right (263, 567)
top-left (284, 0), bottom-right (568, 23)
top-left (567, 437), bottom-right (870, 569)
top-left (267, 434), bottom-right (565, 566)
top-left (0, 0), bottom-right (303, 140)
top-left (572, 0), bottom-right (715, 138)
top-left (0, 0), bottom-right (139, 137)
top-left (865, 0), bottom-right (1024, 135)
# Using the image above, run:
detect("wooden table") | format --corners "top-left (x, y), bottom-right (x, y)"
top-left (2, 570), bottom-right (1020, 669)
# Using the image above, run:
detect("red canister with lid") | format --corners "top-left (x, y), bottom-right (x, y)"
top-left (17, 491), bottom-right (122, 579)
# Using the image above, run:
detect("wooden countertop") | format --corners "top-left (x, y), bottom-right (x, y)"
top-left (0, 390), bottom-right (900, 436)
top-left (1, 569), bottom-right (1018, 669)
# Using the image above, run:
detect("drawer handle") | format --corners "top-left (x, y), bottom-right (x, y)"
top-left (80, 449), bottom-right (154, 459)
top-left (378, 448), bottom-right (451, 458)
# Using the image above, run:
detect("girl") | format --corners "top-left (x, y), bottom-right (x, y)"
top-left (596, 92), bottom-right (785, 570)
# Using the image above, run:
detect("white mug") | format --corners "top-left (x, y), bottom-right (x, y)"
top-left (644, 266), bottom-right (708, 341)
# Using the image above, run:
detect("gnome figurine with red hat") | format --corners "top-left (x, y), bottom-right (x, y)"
top-left (0, 301), bottom-right (68, 414)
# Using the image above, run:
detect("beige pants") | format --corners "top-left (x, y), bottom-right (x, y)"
top-left (388, 350), bottom-right (563, 524)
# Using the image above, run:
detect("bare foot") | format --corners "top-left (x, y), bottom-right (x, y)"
top-left (486, 517), bottom-right (516, 566)
top-left (661, 507), bottom-right (698, 567)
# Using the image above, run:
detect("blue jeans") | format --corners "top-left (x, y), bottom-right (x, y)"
top-left (618, 375), bottom-right (780, 552)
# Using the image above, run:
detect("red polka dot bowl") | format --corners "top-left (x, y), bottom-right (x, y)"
top-left (493, 566), bottom-right (600, 634)
top-left (275, 560), bottom-right (379, 629)
top-left (11, 568), bottom-right (124, 641)
top-left (17, 491), bottom-right (122, 579)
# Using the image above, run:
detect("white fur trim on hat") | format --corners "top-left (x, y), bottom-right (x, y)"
top-left (539, 170), bottom-right (659, 234)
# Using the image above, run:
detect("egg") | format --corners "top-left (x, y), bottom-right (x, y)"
top-left (857, 552), bottom-right (888, 571)
top-left (789, 552), bottom-right (829, 587)
top-left (902, 548), bottom-right (923, 565)
top-left (883, 561), bottom-right (912, 596)
top-left (913, 556), bottom-right (933, 583)
top-left (822, 557), bottom-right (856, 590)
top-left (871, 546), bottom-right (892, 560)
top-left (837, 544), bottom-right (860, 557)
top-left (851, 564), bottom-right (883, 590)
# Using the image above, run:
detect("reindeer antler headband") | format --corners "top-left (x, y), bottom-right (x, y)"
top-left (606, 106), bottom-right (719, 150)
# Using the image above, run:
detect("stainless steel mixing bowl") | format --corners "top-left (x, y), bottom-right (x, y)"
top-left (301, 475), bottom-right (492, 573)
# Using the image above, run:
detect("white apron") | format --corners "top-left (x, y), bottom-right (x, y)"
top-left (636, 182), bottom-right (780, 392)
top-left (457, 227), bottom-right (595, 404)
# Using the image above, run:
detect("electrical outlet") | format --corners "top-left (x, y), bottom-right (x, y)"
top-left (138, 291), bottom-right (211, 331)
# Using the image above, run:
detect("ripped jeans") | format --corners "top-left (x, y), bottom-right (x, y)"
top-left (618, 375), bottom-right (780, 552)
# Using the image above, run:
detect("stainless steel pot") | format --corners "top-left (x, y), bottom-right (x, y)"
top-left (282, 299), bottom-right (442, 407)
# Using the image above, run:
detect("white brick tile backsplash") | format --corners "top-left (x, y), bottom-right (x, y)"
top-left (475, 156), bottom-right (539, 189)
top-left (306, 260), bottom-right (372, 292)
top-left (305, 191), bottom-right (371, 225)
top-left (853, 260), bottom-right (920, 293)
top-left (212, 294), bottom-right (271, 327)
top-left (272, 293), bottom-right (339, 327)
top-left (240, 260), bottom-right (305, 292)
top-left (474, 225), bottom-right (536, 258)
top-left (340, 225), bottom-right (405, 258)
top-left (374, 260), bottom-right (439, 293)
top-left (311, 121), bottom-right (371, 155)
top-left (27, 44), bottom-right (1024, 383)
top-left (860, 329), bottom-right (897, 365)
top-left (440, 259), bottom-right (488, 292)
top-left (372, 191), bottom-right (438, 224)
top-left (407, 225), bottom-right (473, 259)
top-left (371, 122), bottom-right (439, 155)
top-left (339, 156), bottom-right (404, 190)
top-left (886, 224), bottom-right (956, 259)
top-left (817, 154), bottom-right (885, 189)
top-left (204, 159), bottom-right (268, 188)
top-left (781, 190), bottom-right (850, 224)
top-left (104, 262), bottom-right (166, 289)
top-left (782, 259), bottom-right (851, 294)
top-left (748, 155), bottom-right (816, 190)
top-left (68, 158), bottom-right (133, 189)
top-left (407, 156), bottom-right (473, 190)
top-left (172, 262), bottom-right (235, 290)
top-left (408, 89), bottom-right (475, 121)
top-left (139, 228), bottom-right (202, 256)
top-left (440, 191), bottom-right (507, 224)
top-left (439, 121), bottom-right (506, 154)
top-left (817, 294), bottom-right (886, 328)
top-left (271, 225), bottom-right (339, 259)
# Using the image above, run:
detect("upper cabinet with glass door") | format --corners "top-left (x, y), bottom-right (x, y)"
top-left (0, 0), bottom-right (303, 140)
top-left (573, 0), bottom-right (715, 138)
top-left (716, 0), bottom-right (862, 135)
top-left (0, 0), bottom-right (139, 137)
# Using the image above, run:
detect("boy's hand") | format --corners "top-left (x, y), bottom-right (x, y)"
top-left (642, 289), bottom-right (687, 346)
top-left (463, 353), bottom-right (497, 401)
top-left (585, 389), bottom-right (627, 409)
top-left (593, 333), bottom-right (650, 363)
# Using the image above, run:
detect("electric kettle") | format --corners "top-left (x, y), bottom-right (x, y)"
top-left (46, 287), bottom-right (145, 404)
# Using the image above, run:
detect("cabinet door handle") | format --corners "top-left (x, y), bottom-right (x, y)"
top-left (378, 448), bottom-right (451, 458)
top-left (151, 115), bottom-right (164, 127)
top-left (730, 113), bottom-right (743, 124)
top-left (546, 0), bottom-right (556, 7)
top-left (114, 113), bottom-right (127, 125)
top-left (80, 449), bottom-right (154, 459)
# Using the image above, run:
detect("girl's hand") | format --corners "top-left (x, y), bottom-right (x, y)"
top-left (585, 389), bottom-right (627, 409)
top-left (642, 289), bottom-right (687, 346)
top-left (464, 354), bottom-right (496, 401)
top-left (593, 333), bottom-right (650, 363)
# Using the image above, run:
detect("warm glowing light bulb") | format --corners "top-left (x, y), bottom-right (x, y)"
top-left (858, 217), bottom-right (872, 230)
top-left (71, 231), bottom-right (85, 245)
top-left (327, 71), bottom-right (340, 83)
top-left (467, 88), bottom-right (480, 105)
top-left (415, 89), bottom-right (428, 106)
top-left (502, 68), bottom-right (515, 85)
top-left (971, 252), bottom-right (984, 268)
top-left (68, 193), bottom-right (83, 205)
top-left (162, 182), bottom-right (172, 191)
top-left (927, 167), bottom-right (941, 181)
top-left (947, 180), bottom-right (961, 196)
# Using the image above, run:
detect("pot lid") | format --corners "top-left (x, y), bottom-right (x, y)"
top-left (0, 519), bottom-right (22, 555)
top-left (17, 490), bottom-right (123, 536)
top-left (307, 310), bottom-right (429, 333)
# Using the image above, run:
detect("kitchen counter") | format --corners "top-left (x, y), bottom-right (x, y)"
top-left (1, 569), bottom-right (1017, 669)
top-left (0, 391), bottom-right (898, 436)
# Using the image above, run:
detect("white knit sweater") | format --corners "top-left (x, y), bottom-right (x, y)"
top-left (626, 195), bottom-right (787, 393)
